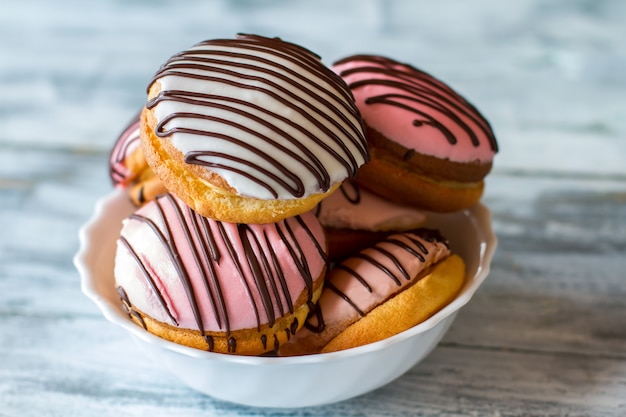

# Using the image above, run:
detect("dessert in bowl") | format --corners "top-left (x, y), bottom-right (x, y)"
top-left (76, 33), bottom-right (498, 408)
top-left (75, 188), bottom-right (495, 408)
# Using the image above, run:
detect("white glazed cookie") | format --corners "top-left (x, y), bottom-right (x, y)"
top-left (141, 34), bottom-right (369, 224)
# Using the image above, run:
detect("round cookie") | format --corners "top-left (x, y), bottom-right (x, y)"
top-left (314, 180), bottom-right (427, 261)
top-left (114, 193), bottom-right (328, 356)
top-left (333, 55), bottom-right (498, 213)
top-left (279, 228), bottom-right (465, 355)
top-left (109, 114), bottom-right (167, 206)
top-left (141, 34), bottom-right (369, 224)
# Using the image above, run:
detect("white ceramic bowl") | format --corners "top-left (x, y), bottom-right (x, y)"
top-left (74, 189), bottom-right (496, 408)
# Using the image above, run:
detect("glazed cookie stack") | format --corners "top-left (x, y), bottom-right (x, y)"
top-left (113, 34), bottom-right (367, 356)
top-left (110, 34), bottom-right (497, 356)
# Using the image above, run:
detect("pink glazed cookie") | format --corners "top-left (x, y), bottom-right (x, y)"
top-left (114, 193), bottom-right (328, 355)
top-left (314, 180), bottom-right (427, 261)
top-left (333, 55), bottom-right (498, 212)
top-left (279, 228), bottom-right (466, 355)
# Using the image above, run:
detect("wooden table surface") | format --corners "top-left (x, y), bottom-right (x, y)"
top-left (1, 0), bottom-right (625, 415)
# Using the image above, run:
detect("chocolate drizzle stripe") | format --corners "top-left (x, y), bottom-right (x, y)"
top-left (121, 193), bottom-right (326, 352)
top-left (117, 286), bottom-right (148, 330)
top-left (352, 252), bottom-right (402, 286)
top-left (118, 236), bottom-right (178, 325)
top-left (370, 245), bottom-right (410, 281)
top-left (187, 208), bottom-right (224, 330)
top-left (146, 34), bottom-right (369, 198)
top-left (263, 230), bottom-right (291, 316)
top-left (335, 56), bottom-right (498, 152)
top-left (216, 220), bottom-right (262, 332)
top-left (185, 150), bottom-right (290, 198)
top-left (109, 119), bottom-right (140, 186)
top-left (304, 228), bottom-right (450, 334)
top-left (409, 228), bottom-right (448, 248)
top-left (196, 210), bottom-right (221, 262)
top-left (294, 214), bottom-right (328, 265)
top-left (193, 210), bottom-right (231, 334)
top-left (148, 70), bottom-right (361, 179)
top-left (385, 237), bottom-right (426, 263)
top-left (154, 195), bottom-right (207, 335)
top-left (364, 91), bottom-right (459, 145)
top-left (162, 49), bottom-right (361, 133)
top-left (304, 304), bottom-right (325, 333)
top-left (275, 218), bottom-right (314, 302)
top-left (339, 180), bottom-right (361, 204)
top-left (189, 36), bottom-right (363, 130)
top-left (333, 264), bottom-right (372, 292)
top-left (238, 224), bottom-right (276, 327)
top-left (326, 281), bottom-right (366, 317)
top-left (152, 92), bottom-right (329, 189)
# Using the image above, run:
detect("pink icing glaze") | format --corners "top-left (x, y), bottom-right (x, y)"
top-left (109, 115), bottom-right (141, 188)
top-left (281, 229), bottom-right (450, 354)
top-left (114, 193), bottom-right (327, 333)
top-left (332, 55), bottom-right (498, 164)
top-left (315, 180), bottom-right (426, 231)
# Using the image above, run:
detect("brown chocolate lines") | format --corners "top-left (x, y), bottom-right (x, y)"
top-left (319, 232), bottom-right (437, 323)
top-left (339, 60), bottom-right (498, 152)
top-left (109, 120), bottom-right (140, 186)
top-left (215, 220), bottom-right (262, 334)
top-left (385, 237), bottom-right (427, 263)
top-left (190, 209), bottom-right (232, 343)
top-left (118, 234), bottom-right (178, 326)
top-left (339, 181), bottom-right (361, 204)
top-left (123, 193), bottom-right (324, 352)
top-left (326, 281), bottom-right (366, 317)
top-left (136, 186), bottom-right (146, 205)
top-left (238, 224), bottom-right (278, 327)
top-left (351, 252), bottom-right (402, 286)
top-left (187, 208), bottom-right (227, 331)
top-left (217, 33), bottom-right (321, 65)
top-left (264, 230), bottom-right (292, 316)
top-left (304, 305), bottom-right (325, 333)
top-left (411, 228), bottom-right (448, 247)
top-left (153, 92), bottom-right (330, 191)
top-left (149, 48), bottom-right (368, 176)
top-left (123, 195), bottom-right (225, 351)
top-left (275, 218), bottom-right (315, 303)
top-left (369, 90), bottom-right (469, 147)
top-left (168, 46), bottom-right (359, 127)
top-left (403, 149), bottom-right (416, 161)
top-left (373, 75), bottom-right (494, 150)
top-left (294, 214), bottom-right (328, 265)
top-left (333, 264), bottom-right (372, 292)
top-left (358, 83), bottom-right (461, 146)
top-left (188, 36), bottom-right (362, 133)
top-left (117, 285), bottom-right (148, 330)
top-left (187, 150), bottom-right (293, 199)
top-left (153, 195), bottom-right (209, 337)
top-left (149, 67), bottom-right (363, 180)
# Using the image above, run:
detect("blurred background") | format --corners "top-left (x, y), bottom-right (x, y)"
top-left (2, 0), bottom-right (625, 178)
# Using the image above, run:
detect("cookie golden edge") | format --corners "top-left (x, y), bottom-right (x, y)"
top-left (123, 275), bottom-right (325, 356)
top-left (140, 104), bottom-right (339, 224)
top-left (356, 154), bottom-right (484, 213)
top-left (321, 254), bottom-right (466, 353)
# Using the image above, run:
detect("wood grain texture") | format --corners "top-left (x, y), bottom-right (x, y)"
top-left (1, 0), bottom-right (625, 415)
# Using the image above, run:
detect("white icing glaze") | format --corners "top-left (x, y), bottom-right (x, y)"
top-left (148, 35), bottom-right (368, 200)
